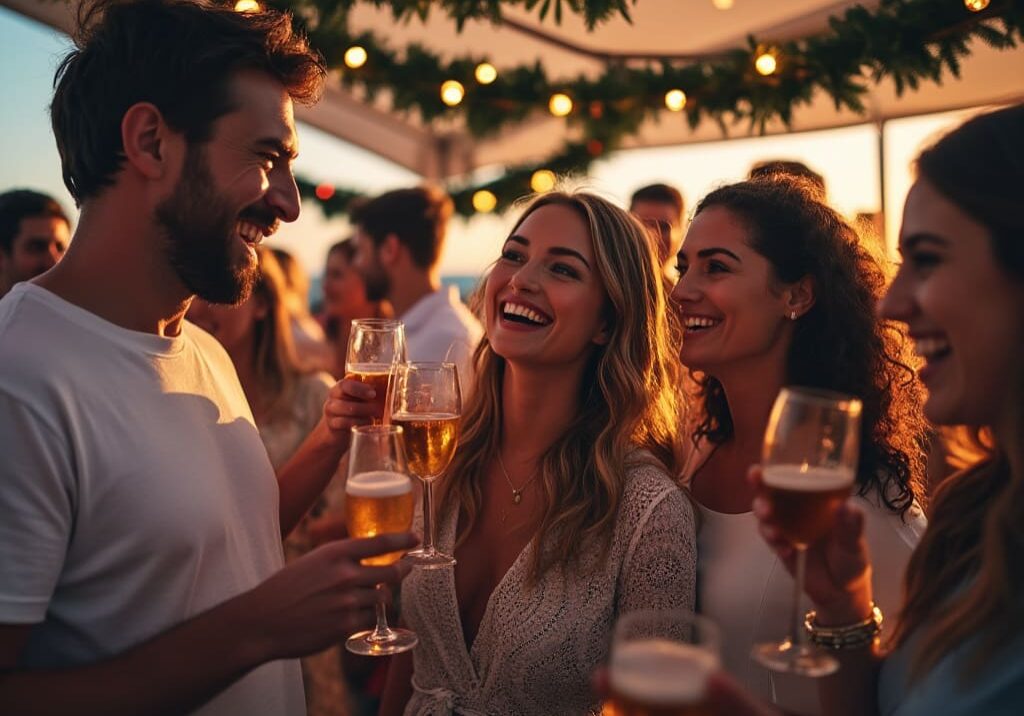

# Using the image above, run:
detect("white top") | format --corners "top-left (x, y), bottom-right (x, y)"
top-left (401, 459), bottom-right (698, 716)
top-left (0, 284), bottom-right (304, 716)
top-left (688, 446), bottom-right (926, 715)
top-left (401, 286), bottom-right (483, 387)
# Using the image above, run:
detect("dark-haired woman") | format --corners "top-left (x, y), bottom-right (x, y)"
top-left (672, 176), bottom-right (928, 714)
top-left (747, 103), bottom-right (1024, 716)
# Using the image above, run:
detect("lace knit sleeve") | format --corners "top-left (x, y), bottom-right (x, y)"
top-left (616, 467), bottom-right (698, 615)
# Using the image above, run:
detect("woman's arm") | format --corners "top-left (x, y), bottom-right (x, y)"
top-left (379, 649), bottom-right (415, 716)
top-left (751, 466), bottom-right (884, 716)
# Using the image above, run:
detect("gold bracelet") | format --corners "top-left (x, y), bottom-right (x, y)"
top-left (804, 604), bottom-right (883, 650)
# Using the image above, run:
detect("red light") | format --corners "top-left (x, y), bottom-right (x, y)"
top-left (315, 183), bottom-right (335, 201)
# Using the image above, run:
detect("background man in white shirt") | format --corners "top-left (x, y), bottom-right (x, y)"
top-left (0, 1), bottom-right (412, 714)
top-left (350, 186), bottom-right (483, 383)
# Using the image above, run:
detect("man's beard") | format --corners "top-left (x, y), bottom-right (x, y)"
top-left (361, 253), bottom-right (391, 303)
top-left (156, 145), bottom-right (272, 305)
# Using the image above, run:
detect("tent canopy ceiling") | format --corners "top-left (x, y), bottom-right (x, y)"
top-left (7, 0), bottom-right (1024, 180)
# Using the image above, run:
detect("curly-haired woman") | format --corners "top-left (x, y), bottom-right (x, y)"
top-left (672, 176), bottom-right (928, 714)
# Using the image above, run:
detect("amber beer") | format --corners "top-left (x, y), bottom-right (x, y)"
top-left (390, 412), bottom-right (459, 479)
top-left (344, 363), bottom-right (392, 420)
top-left (608, 639), bottom-right (717, 716)
top-left (762, 464), bottom-right (855, 547)
top-left (345, 470), bottom-right (414, 566)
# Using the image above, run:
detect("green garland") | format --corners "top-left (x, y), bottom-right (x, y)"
top-left (282, 0), bottom-right (1024, 217)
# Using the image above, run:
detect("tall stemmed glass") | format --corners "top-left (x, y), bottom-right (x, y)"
top-left (751, 387), bottom-right (862, 677)
top-left (390, 362), bottom-right (461, 568)
top-left (345, 319), bottom-right (406, 424)
top-left (344, 425), bottom-right (418, 656)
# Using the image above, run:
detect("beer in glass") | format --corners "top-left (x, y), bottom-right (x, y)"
top-left (752, 387), bottom-right (861, 677)
top-left (345, 319), bottom-right (406, 422)
top-left (344, 425), bottom-right (418, 656)
top-left (608, 610), bottom-right (719, 716)
top-left (345, 470), bottom-right (415, 566)
top-left (390, 362), bottom-right (461, 568)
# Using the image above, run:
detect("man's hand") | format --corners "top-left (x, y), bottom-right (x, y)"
top-left (241, 532), bottom-right (417, 659)
top-left (323, 378), bottom-right (385, 441)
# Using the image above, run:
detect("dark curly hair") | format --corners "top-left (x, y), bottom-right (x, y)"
top-left (689, 176), bottom-right (927, 516)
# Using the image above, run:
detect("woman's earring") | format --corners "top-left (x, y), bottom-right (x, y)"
top-left (789, 311), bottom-right (797, 320)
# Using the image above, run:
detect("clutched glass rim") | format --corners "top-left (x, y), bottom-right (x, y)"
top-left (351, 424), bottom-right (404, 437)
top-left (779, 386), bottom-right (863, 413)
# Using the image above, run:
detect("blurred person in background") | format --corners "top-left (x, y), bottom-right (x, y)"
top-left (320, 237), bottom-right (390, 377)
top-left (271, 245), bottom-right (333, 372)
top-left (189, 245), bottom-right (346, 716)
top-left (629, 182), bottom-right (685, 282)
top-left (350, 186), bottom-right (482, 383)
top-left (0, 189), bottom-right (70, 299)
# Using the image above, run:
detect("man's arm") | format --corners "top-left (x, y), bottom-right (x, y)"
top-left (0, 534), bottom-right (414, 716)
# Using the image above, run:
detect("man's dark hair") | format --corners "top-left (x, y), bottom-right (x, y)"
top-left (349, 186), bottom-right (453, 270)
top-left (0, 189), bottom-right (69, 255)
top-left (629, 183), bottom-right (684, 221)
top-left (51, 0), bottom-right (326, 204)
top-left (749, 160), bottom-right (826, 196)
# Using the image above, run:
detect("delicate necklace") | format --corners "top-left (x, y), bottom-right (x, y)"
top-left (496, 451), bottom-right (539, 505)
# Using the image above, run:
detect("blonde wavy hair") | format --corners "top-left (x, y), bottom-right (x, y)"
top-left (438, 190), bottom-right (686, 583)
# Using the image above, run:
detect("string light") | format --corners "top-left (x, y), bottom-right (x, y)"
top-left (548, 93), bottom-right (573, 117)
top-left (314, 183), bottom-right (335, 201)
top-left (964, 0), bottom-right (989, 10)
top-left (664, 89), bottom-right (687, 112)
top-left (474, 63), bottom-right (497, 84)
top-left (234, 0), bottom-right (260, 12)
top-left (755, 50), bottom-right (778, 76)
top-left (440, 80), bottom-right (465, 107)
top-left (530, 170), bottom-right (556, 193)
top-left (712, 0), bottom-right (734, 9)
top-left (344, 46), bottom-right (367, 69)
top-left (472, 190), bottom-right (498, 213)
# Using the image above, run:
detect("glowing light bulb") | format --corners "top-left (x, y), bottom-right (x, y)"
top-left (472, 190), bottom-right (497, 213)
top-left (964, 0), bottom-right (989, 10)
top-left (755, 51), bottom-right (778, 76)
top-left (440, 80), bottom-right (465, 107)
top-left (530, 170), bottom-right (556, 193)
top-left (712, 0), bottom-right (734, 9)
top-left (234, 0), bottom-right (260, 13)
top-left (475, 63), bottom-right (497, 85)
top-left (664, 89), bottom-right (687, 112)
top-left (344, 46), bottom-right (367, 69)
top-left (548, 93), bottom-right (573, 117)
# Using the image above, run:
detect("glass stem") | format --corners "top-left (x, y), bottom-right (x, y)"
top-left (791, 546), bottom-right (808, 650)
top-left (370, 583), bottom-right (393, 640)
top-left (421, 478), bottom-right (436, 554)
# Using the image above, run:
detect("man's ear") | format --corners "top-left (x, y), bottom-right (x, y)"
top-left (121, 102), bottom-right (181, 181)
top-left (785, 275), bottom-right (816, 319)
top-left (379, 234), bottom-right (402, 266)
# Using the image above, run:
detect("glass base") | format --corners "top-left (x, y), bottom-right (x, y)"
top-left (751, 639), bottom-right (839, 677)
top-left (404, 546), bottom-right (456, 569)
top-left (345, 627), bottom-right (418, 656)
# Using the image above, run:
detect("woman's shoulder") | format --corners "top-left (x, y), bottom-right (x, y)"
top-left (619, 450), bottom-right (696, 532)
top-left (852, 483), bottom-right (927, 552)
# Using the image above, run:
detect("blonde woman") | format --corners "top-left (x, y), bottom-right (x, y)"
top-left (372, 190), bottom-right (696, 715)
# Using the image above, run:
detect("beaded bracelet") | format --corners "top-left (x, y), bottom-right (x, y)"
top-left (804, 604), bottom-right (883, 650)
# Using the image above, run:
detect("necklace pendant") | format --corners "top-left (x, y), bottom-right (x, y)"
top-left (513, 490), bottom-right (522, 505)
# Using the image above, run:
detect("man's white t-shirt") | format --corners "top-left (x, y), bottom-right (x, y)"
top-left (0, 284), bottom-right (304, 715)
top-left (401, 285), bottom-right (483, 387)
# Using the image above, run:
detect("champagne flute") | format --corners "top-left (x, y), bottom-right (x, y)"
top-left (608, 610), bottom-right (720, 716)
top-left (345, 319), bottom-right (406, 424)
top-left (390, 362), bottom-right (461, 568)
top-left (344, 424), bottom-right (418, 656)
top-left (751, 386), bottom-right (862, 677)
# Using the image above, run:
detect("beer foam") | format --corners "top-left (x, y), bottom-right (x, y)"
top-left (762, 464), bottom-right (854, 491)
top-left (610, 639), bottom-right (718, 704)
top-left (346, 470), bottom-right (412, 497)
top-left (392, 412), bottom-right (460, 422)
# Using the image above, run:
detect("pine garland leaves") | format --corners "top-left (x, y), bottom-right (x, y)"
top-left (283, 0), bottom-right (1024, 217)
